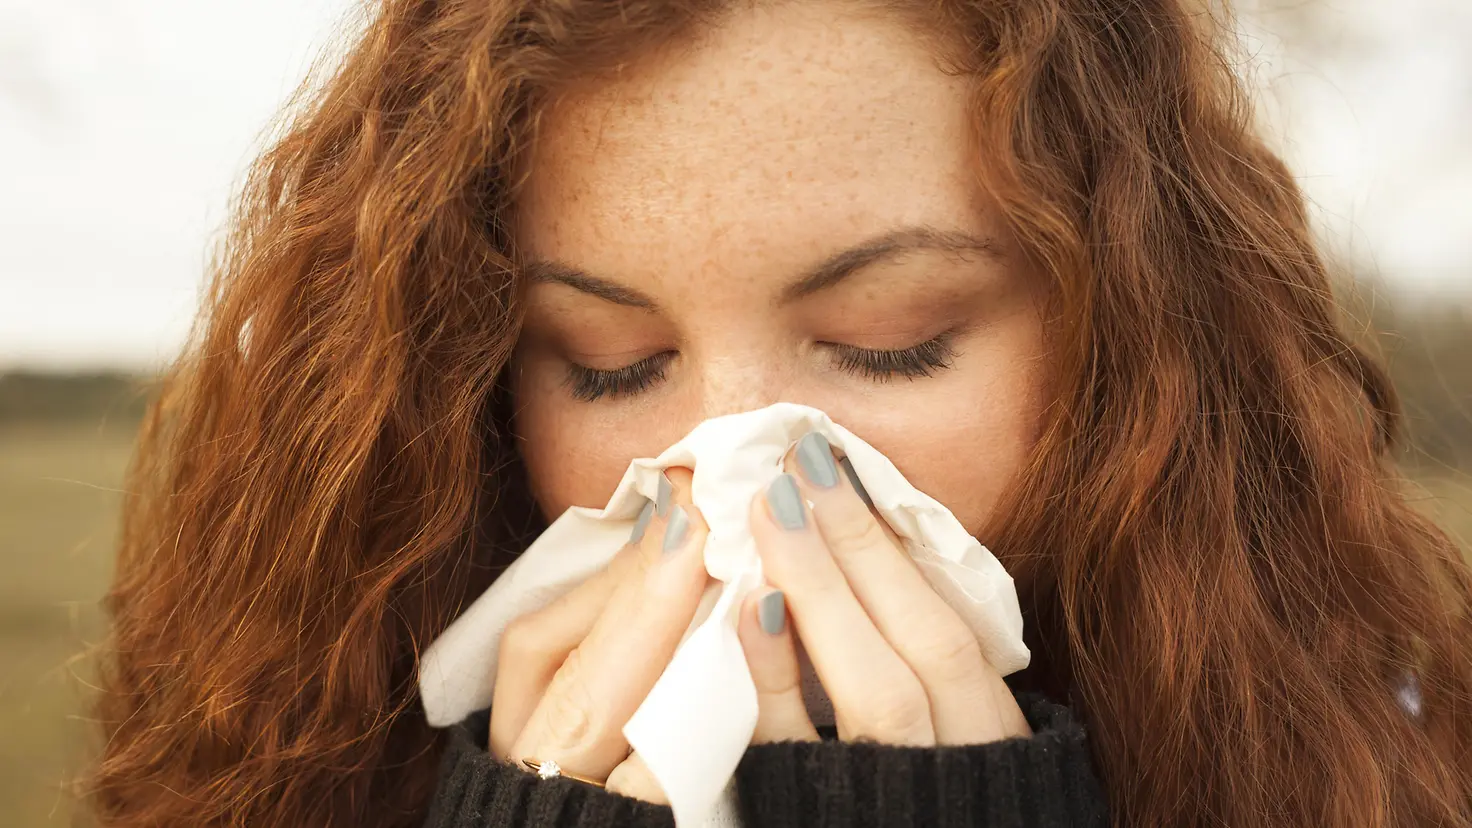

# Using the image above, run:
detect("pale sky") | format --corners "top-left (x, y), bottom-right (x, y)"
top-left (1, 0), bottom-right (1469, 370)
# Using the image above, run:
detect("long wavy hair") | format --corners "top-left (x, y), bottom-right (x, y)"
top-left (89, 0), bottom-right (1472, 825)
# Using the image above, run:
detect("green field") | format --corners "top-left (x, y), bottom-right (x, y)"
top-left (1, 418), bottom-right (1469, 827)
top-left (1, 421), bottom-right (131, 827)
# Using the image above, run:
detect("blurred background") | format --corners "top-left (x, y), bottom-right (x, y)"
top-left (1, 0), bottom-right (1469, 824)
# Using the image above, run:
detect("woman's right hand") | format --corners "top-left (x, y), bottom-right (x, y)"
top-left (488, 467), bottom-right (710, 803)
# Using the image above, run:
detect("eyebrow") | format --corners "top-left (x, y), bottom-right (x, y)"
top-left (522, 225), bottom-right (1000, 310)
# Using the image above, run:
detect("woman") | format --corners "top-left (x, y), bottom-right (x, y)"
top-left (89, 0), bottom-right (1472, 826)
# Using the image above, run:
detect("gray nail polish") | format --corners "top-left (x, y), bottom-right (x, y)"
top-left (796, 432), bottom-right (839, 488)
top-left (662, 505), bottom-right (690, 554)
top-left (758, 591), bottom-right (786, 635)
top-left (656, 473), bottom-right (672, 517)
top-left (838, 456), bottom-right (873, 508)
top-left (629, 499), bottom-right (655, 543)
top-left (766, 474), bottom-right (807, 530)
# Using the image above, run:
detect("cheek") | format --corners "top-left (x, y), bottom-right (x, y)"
top-left (821, 320), bottom-right (1050, 540)
top-left (833, 373), bottom-right (1044, 542)
top-left (510, 358), bottom-right (688, 520)
top-left (510, 398), bottom-right (632, 520)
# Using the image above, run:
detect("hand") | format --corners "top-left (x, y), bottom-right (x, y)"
top-left (737, 432), bottom-right (1031, 747)
top-left (489, 468), bottom-right (710, 802)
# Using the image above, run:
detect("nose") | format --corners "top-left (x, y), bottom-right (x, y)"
top-left (695, 353), bottom-right (784, 422)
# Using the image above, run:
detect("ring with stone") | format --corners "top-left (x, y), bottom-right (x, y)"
top-left (521, 757), bottom-right (606, 788)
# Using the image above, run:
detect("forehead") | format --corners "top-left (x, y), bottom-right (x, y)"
top-left (514, 2), bottom-right (989, 278)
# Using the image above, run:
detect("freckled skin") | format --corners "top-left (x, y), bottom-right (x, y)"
top-left (510, 2), bottom-right (1048, 542)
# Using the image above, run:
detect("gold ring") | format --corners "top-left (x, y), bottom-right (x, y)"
top-left (521, 758), bottom-right (606, 788)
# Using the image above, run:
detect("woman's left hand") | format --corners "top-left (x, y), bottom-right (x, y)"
top-left (737, 431), bottom-right (1031, 747)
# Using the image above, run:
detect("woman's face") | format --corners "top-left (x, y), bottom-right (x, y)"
top-left (510, 2), bottom-right (1049, 539)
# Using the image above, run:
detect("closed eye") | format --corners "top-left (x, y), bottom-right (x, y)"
top-left (565, 352), bottom-right (675, 402)
top-left (824, 331), bottom-right (959, 381)
top-left (563, 331), bottom-right (959, 402)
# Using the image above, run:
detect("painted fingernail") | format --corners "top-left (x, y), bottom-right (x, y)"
top-left (630, 499), bottom-right (655, 543)
top-left (795, 432), bottom-right (839, 488)
top-left (766, 474), bottom-right (807, 531)
top-left (838, 456), bottom-right (873, 508)
top-left (662, 505), bottom-right (690, 554)
top-left (758, 590), bottom-right (786, 635)
top-left (656, 472), bottom-right (672, 517)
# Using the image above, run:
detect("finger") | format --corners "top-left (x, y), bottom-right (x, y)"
top-left (789, 432), bottom-right (1024, 743)
top-left (738, 587), bottom-right (820, 744)
top-left (604, 752), bottom-right (669, 804)
top-left (490, 519), bottom-right (652, 756)
top-left (513, 468), bottom-right (711, 779)
top-left (751, 473), bottom-right (934, 746)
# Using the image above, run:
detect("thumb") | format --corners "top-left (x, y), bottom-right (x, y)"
top-left (604, 752), bottom-right (669, 804)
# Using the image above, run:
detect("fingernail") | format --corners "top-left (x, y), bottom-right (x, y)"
top-left (766, 474), bottom-right (807, 530)
top-left (629, 499), bottom-right (655, 543)
top-left (838, 456), bottom-right (873, 508)
top-left (656, 472), bottom-right (672, 517)
top-left (795, 432), bottom-right (839, 488)
top-left (758, 590), bottom-right (786, 635)
top-left (662, 505), bottom-right (690, 554)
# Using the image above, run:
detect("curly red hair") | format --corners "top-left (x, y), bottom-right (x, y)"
top-left (89, 1), bottom-right (1472, 826)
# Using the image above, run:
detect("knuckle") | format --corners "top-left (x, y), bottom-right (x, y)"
top-left (915, 621), bottom-right (986, 682)
top-left (755, 662), bottom-right (803, 698)
top-left (498, 615), bottom-right (551, 671)
top-left (796, 567), bottom-right (851, 607)
top-left (539, 649), bottom-right (605, 753)
top-left (640, 553), bottom-right (705, 602)
top-left (633, 531), bottom-right (674, 575)
top-left (851, 675), bottom-right (932, 742)
top-left (822, 512), bottom-right (890, 556)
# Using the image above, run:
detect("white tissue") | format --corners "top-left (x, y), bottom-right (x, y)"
top-left (418, 403), bottom-right (1029, 826)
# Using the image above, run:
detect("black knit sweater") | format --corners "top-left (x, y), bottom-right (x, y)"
top-left (423, 693), bottom-right (1108, 827)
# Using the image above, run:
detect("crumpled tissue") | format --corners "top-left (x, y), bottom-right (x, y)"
top-left (418, 402), bottom-right (1029, 826)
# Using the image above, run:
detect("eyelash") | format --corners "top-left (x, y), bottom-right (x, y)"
top-left (566, 353), bottom-right (676, 402)
top-left (564, 332), bottom-right (959, 402)
top-left (827, 332), bottom-right (959, 382)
